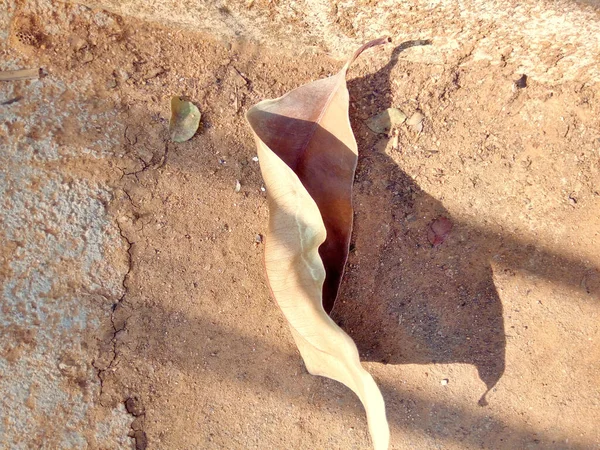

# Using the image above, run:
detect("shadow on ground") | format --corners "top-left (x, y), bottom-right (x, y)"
top-left (331, 41), bottom-right (597, 406)
top-left (114, 40), bottom-right (599, 448)
top-left (134, 301), bottom-right (595, 449)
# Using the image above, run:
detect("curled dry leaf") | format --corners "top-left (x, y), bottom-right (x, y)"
top-left (246, 38), bottom-right (391, 449)
top-left (169, 96), bottom-right (201, 142)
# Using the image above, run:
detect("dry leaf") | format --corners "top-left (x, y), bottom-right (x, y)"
top-left (246, 38), bottom-right (390, 449)
top-left (169, 96), bottom-right (201, 142)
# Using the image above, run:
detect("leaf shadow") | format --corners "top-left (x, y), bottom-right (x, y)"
top-left (238, 57), bottom-right (597, 407)
top-left (113, 39), bottom-right (599, 447)
top-left (121, 299), bottom-right (596, 449)
top-left (329, 40), bottom-right (598, 406)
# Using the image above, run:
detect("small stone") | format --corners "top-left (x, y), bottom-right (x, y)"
top-left (125, 396), bottom-right (145, 416)
top-left (391, 129), bottom-right (399, 150)
top-left (133, 430), bottom-right (148, 450)
top-left (234, 180), bottom-right (241, 193)
top-left (514, 74), bottom-right (527, 89)
top-left (441, 379), bottom-right (449, 386)
top-left (70, 36), bottom-right (87, 51)
top-left (131, 417), bottom-right (144, 431)
top-left (406, 112), bottom-right (425, 133)
top-left (255, 234), bottom-right (263, 244)
top-left (252, 156), bottom-right (259, 162)
top-left (115, 69), bottom-right (130, 81)
top-left (80, 51), bottom-right (94, 63)
top-left (365, 108), bottom-right (407, 134)
top-left (428, 216), bottom-right (453, 247)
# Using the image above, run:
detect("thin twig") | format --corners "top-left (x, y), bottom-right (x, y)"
top-left (1, 96), bottom-right (23, 106)
top-left (0, 68), bottom-right (42, 81)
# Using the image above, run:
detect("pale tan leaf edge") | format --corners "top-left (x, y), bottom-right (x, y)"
top-left (254, 136), bottom-right (389, 450)
top-left (246, 39), bottom-right (391, 450)
top-left (293, 36), bottom-right (391, 159)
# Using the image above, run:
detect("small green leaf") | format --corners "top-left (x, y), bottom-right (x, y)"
top-left (169, 96), bottom-right (201, 142)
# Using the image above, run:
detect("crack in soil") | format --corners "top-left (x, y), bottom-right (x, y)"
top-left (121, 140), bottom-right (169, 180)
top-left (93, 217), bottom-right (132, 406)
top-left (90, 185), bottom-right (141, 449)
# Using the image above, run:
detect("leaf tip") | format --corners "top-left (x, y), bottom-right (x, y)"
top-left (347, 36), bottom-right (393, 67)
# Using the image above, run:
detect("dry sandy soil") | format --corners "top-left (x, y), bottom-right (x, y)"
top-left (1, 1), bottom-right (599, 449)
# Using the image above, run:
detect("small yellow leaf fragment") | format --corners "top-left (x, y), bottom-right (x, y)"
top-left (366, 108), bottom-right (407, 134)
top-left (169, 96), bottom-right (201, 142)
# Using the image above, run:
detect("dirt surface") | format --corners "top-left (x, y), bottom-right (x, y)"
top-left (2, 1), bottom-right (600, 449)
top-left (77, 0), bottom-right (600, 84)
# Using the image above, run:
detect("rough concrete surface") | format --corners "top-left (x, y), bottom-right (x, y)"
top-left (74, 0), bottom-right (600, 83)
top-left (1, 0), bottom-right (599, 449)
top-left (1, 2), bottom-right (132, 448)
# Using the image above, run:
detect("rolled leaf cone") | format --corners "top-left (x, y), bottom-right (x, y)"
top-left (246, 37), bottom-right (391, 450)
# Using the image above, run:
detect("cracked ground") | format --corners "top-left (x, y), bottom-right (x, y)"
top-left (1, 1), bottom-right (599, 449)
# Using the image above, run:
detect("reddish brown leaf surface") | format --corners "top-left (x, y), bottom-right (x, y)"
top-left (247, 37), bottom-right (390, 314)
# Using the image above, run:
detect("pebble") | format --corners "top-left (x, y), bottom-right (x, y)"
top-left (125, 396), bottom-right (145, 416)
top-left (80, 51), bottom-right (94, 64)
top-left (234, 180), bottom-right (241, 193)
top-left (441, 379), bottom-right (449, 386)
top-left (70, 36), bottom-right (87, 51)
top-left (406, 112), bottom-right (425, 133)
top-left (514, 74), bottom-right (528, 89)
